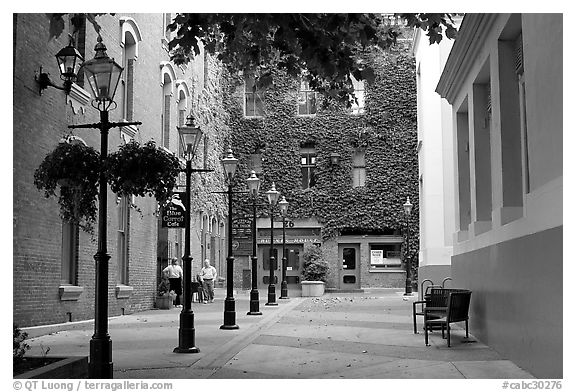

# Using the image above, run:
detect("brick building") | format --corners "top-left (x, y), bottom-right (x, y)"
top-left (13, 13), bottom-right (228, 328)
top-left (220, 24), bottom-right (420, 292)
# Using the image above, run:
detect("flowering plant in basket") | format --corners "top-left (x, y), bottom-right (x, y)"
top-left (104, 140), bottom-right (182, 207)
top-left (33, 141), bottom-right (100, 233)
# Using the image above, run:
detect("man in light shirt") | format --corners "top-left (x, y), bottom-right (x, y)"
top-left (199, 259), bottom-right (217, 303)
top-left (162, 258), bottom-right (183, 307)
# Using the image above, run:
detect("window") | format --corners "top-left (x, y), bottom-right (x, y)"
top-left (286, 248), bottom-right (300, 271)
top-left (61, 220), bottom-right (79, 285)
top-left (162, 13), bottom-right (172, 47)
top-left (162, 94), bottom-right (171, 149)
top-left (245, 77), bottom-right (264, 117)
top-left (350, 75), bottom-right (365, 115)
top-left (342, 248), bottom-right (356, 270)
top-left (352, 149), bottom-right (366, 187)
top-left (297, 80), bottom-right (318, 115)
top-left (300, 142), bottom-right (317, 189)
top-left (370, 244), bottom-right (402, 269)
top-left (516, 34), bottom-right (530, 193)
top-left (70, 15), bottom-right (86, 88)
top-left (250, 152), bottom-right (263, 174)
top-left (118, 196), bottom-right (130, 285)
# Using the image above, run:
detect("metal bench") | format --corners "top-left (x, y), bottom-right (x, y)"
top-left (424, 289), bottom-right (472, 347)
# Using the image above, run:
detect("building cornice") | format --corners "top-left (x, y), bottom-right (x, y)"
top-left (436, 13), bottom-right (499, 104)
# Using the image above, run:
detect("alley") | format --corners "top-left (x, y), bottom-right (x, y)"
top-left (23, 290), bottom-right (534, 379)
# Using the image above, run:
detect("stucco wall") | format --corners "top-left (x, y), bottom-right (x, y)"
top-left (452, 226), bottom-right (562, 378)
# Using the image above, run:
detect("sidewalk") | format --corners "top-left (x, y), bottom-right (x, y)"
top-left (23, 289), bottom-right (534, 379)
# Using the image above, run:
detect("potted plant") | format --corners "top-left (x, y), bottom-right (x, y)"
top-left (33, 141), bottom-right (100, 233)
top-left (105, 140), bottom-right (182, 208)
top-left (155, 275), bottom-right (176, 310)
top-left (301, 246), bottom-right (329, 297)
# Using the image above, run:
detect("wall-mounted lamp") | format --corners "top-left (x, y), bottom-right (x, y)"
top-left (35, 37), bottom-right (84, 96)
top-left (330, 152), bottom-right (341, 165)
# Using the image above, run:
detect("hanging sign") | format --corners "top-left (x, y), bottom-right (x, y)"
top-left (161, 192), bottom-right (187, 228)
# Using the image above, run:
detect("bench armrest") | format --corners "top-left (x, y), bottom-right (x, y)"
top-left (425, 306), bottom-right (447, 312)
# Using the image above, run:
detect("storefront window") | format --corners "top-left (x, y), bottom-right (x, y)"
top-left (370, 243), bottom-right (402, 269)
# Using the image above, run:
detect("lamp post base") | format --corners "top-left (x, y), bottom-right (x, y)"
top-left (279, 281), bottom-right (289, 299)
top-left (265, 284), bottom-right (277, 306)
top-left (248, 289), bottom-right (262, 315)
top-left (220, 324), bottom-right (240, 330)
top-left (88, 338), bottom-right (113, 379)
top-left (173, 310), bottom-right (200, 353)
top-left (220, 298), bottom-right (239, 329)
top-left (404, 278), bottom-right (413, 296)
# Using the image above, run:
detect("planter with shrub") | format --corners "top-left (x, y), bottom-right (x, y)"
top-left (301, 246), bottom-right (328, 297)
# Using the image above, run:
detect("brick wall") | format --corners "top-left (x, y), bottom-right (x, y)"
top-left (13, 13), bottom-right (227, 327)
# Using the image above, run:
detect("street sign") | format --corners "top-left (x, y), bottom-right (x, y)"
top-left (161, 192), bottom-right (187, 228)
top-left (232, 217), bottom-right (252, 255)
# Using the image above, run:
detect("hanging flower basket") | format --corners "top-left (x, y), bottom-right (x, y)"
top-left (33, 142), bottom-right (100, 232)
top-left (104, 140), bottom-right (182, 206)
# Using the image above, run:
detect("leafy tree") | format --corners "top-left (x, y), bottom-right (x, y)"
top-left (47, 13), bottom-right (457, 104)
top-left (167, 13), bottom-right (457, 105)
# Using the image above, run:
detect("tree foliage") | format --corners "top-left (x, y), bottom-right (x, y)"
top-left (167, 13), bottom-right (457, 104)
top-left (47, 13), bottom-right (457, 105)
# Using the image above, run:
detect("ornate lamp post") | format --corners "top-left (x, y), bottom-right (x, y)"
top-left (173, 114), bottom-right (204, 354)
top-left (265, 182), bottom-right (280, 306)
top-left (246, 171), bottom-right (262, 315)
top-left (67, 36), bottom-right (141, 378)
top-left (278, 196), bottom-right (289, 299)
top-left (220, 148), bottom-right (240, 329)
top-left (403, 196), bottom-right (413, 296)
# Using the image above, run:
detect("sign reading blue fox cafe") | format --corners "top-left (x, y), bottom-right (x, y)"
top-left (232, 217), bottom-right (252, 255)
top-left (161, 192), bottom-right (187, 228)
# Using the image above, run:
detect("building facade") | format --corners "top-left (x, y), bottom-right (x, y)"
top-left (412, 19), bottom-right (460, 289)
top-left (221, 28), bottom-right (420, 291)
top-left (435, 13), bottom-right (562, 378)
top-left (13, 13), bottom-right (228, 328)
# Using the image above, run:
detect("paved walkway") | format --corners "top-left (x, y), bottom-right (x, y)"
top-left (22, 289), bottom-right (534, 379)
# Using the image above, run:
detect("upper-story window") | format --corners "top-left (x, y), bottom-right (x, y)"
top-left (245, 77), bottom-right (264, 117)
top-left (300, 142), bottom-right (317, 189)
top-left (352, 149), bottom-right (366, 188)
top-left (350, 75), bottom-right (365, 115)
top-left (297, 80), bottom-right (318, 115)
top-left (162, 13), bottom-right (172, 49)
top-left (61, 220), bottom-right (79, 285)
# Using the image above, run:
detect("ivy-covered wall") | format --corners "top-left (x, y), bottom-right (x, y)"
top-left (215, 40), bottom-right (420, 286)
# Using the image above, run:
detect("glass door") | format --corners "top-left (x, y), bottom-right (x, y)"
top-left (338, 244), bottom-right (361, 289)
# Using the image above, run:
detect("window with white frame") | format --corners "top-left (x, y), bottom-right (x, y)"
top-left (300, 142), bottom-right (317, 189)
top-left (350, 75), bottom-right (365, 115)
top-left (61, 220), bottom-right (79, 285)
top-left (245, 77), bottom-right (264, 117)
top-left (117, 196), bottom-right (130, 285)
top-left (297, 80), bottom-right (318, 115)
top-left (352, 149), bottom-right (366, 188)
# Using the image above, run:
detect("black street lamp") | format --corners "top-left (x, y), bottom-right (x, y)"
top-left (220, 148), bottom-right (240, 329)
top-left (67, 36), bottom-right (141, 378)
top-left (173, 114), bottom-right (205, 354)
top-left (246, 171), bottom-right (262, 315)
top-left (278, 196), bottom-right (289, 299)
top-left (403, 196), bottom-right (413, 296)
top-left (35, 36), bottom-right (84, 95)
top-left (265, 182), bottom-right (280, 306)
